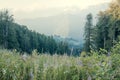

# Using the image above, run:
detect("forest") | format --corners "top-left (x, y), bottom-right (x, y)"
top-left (0, 10), bottom-right (69, 55)
top-left (0, 0), bottom-right (120, 80)
top-left (84, 0), bottom-right (120, 53)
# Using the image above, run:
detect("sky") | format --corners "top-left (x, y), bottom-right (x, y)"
top-left (0, 0), bottom-right (111, 10)
top-left (0, 0), bottom-right (112, 18)
top-left (0, 0), bottom-right (112, 38)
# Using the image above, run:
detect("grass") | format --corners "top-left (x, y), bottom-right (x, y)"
top-left (0, 49), bottom-right (120, 80)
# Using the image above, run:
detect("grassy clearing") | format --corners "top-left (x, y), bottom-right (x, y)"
top-left (0, 49), bottom-right (120, 80)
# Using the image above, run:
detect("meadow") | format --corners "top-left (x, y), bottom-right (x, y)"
top-left (0, 43), bottom-right (120, 80)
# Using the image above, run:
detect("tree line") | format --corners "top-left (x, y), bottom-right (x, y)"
top-left (0, 10), bottom-right (69, 55)
top-left (84, 0), bottom-right (120, 52)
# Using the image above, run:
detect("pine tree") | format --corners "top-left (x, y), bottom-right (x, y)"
top-left (0, 9), bottom-right (13, 48)
top-left (84, 13), bottom-right (93, 52)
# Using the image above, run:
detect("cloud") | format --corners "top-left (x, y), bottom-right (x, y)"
top-left (0, 0), bottom-right (111, 11)
top-left (0, 0), bottom-right (112, 38)
top-left (0, 0), bottom-right (112, 19)
top-left (54, 15), bottom-right (69, 37)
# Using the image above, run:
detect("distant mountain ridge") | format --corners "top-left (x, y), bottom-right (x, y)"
top-left (53, 35), bottom-right (80, 45)
top-left (16, 3), bottom-right (109, 45)
top-left (53, 35), bottom-right (83, 55)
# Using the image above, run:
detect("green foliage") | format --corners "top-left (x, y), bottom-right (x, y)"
top-left (83, 0), bottom-right (120, 51)
top-left (84, 13), bottom-right (93, 52)
top-left (111, 42), bottom-right (120, 54)
top-left (94, 13), bottom-right (112, 50)
top-left (0, 10), bottom-right (69, 55)
top-left (0, 48), bottom-right (120, 80)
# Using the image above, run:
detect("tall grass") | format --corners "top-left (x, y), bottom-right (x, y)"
top-left (0, 49), bottom-right (120, 80)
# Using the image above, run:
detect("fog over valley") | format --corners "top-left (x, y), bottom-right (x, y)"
top-left (0, 0), bottom-right (112, 45)
top-left (15, 3), bottom-right (109, 44)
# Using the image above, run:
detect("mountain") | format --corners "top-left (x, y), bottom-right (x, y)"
top-left (16, 3), bottom-right (109, 44)
top-left (53, 35), bottom-right (83, 55)
top-left (53, 35), bottom-right (80, 46)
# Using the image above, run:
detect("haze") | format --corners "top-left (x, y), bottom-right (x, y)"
top-left (0, 0), bottom-right (112, 42)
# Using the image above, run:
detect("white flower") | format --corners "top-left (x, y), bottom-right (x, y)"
top-left (21, 54), bottom-right (27, 61)
top-left (29, 71), bottom-right (34, 80)
top-left (2, 68), bottom-right (6, 75)
top-left (87, 75), bottom-right (92, 80)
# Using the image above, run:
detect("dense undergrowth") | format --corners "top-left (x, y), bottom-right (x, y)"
top-left (0, 43), bottom-right (120, 80)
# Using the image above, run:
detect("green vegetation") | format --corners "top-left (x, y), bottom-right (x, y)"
top-left (84, 13), bottom-right (93, 52)
top-left (84, 0), bottom-right (120, 52)
top-left (0, 42), bottom-right (120, 80)
top-left (0, 0), bottom-right (120, 80)
top-left (0, 10), bottom-right (69, 55)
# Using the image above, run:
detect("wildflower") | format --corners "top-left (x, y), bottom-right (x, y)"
top-left (64, 71), bottom-right (69, 74)
top-left (2, 68), bottom-right (6, 75)
top-left (87, 75), bottom-right (92, 80)
top-left (29, 71), bottom-right (34, 80)
top-left (21, 54), bottom-right (27, 62)
top-left (77, 60), bottom-right (83, 66)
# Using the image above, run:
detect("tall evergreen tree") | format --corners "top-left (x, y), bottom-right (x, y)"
top-left (92, 0), bottom-right (120, 51)
top-left (0, 10), bottom-right (13, 48)
top-left (84, 13), bottom-right (93, 52)
top-left (94, 13), bottom-right (112, 50)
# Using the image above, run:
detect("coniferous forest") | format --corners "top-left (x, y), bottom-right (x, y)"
top-left (0, 10), bottom-right (69, 55)
top-left (84, 0), bottom-right (120, 52)
top-left (0, 0), bottom-right (120, 80)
